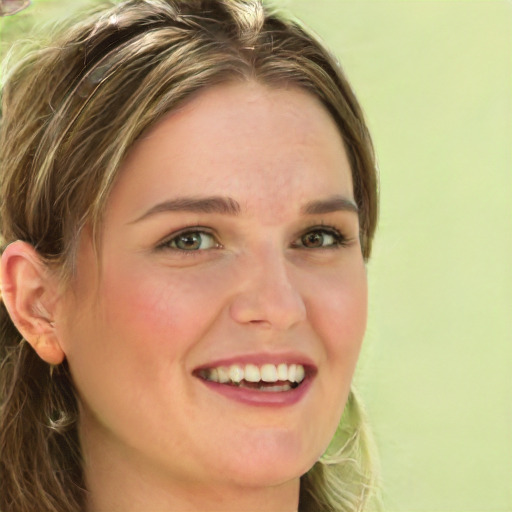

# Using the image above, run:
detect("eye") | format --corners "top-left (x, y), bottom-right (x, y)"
top-left (294, 227), bottom-right (346, 249)
top-left (160, 230), bottom-right (219, 251)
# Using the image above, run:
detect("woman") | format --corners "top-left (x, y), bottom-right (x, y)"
top-left (0, 1), bottom-right (379, 511)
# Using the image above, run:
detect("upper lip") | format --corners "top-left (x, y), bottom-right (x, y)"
top-left (193, 352), bottom-right (317, 373)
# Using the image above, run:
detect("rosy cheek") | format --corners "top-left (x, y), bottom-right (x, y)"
top-left (100, 262), bottom-right (220, 356)
top-left (318, 266), bottom-right (367, 357)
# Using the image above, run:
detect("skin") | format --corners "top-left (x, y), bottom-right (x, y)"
top-left (3, 81), bottom-right (368, 511)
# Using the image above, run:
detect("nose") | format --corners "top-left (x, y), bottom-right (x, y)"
top-left (229, 250), bottom-right (307, 330)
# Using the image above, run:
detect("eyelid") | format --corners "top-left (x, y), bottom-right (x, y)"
top-left (156, 226), bottom-right (221, 251)
top-left (292, 224), bottom-right (350, 249)
top-left (154, 223), bottom-right (353, 253)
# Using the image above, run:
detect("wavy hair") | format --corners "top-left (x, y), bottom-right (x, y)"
top-left (0, 1), bottom-right (380, 511)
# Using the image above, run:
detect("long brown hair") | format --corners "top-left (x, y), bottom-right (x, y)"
top-left (0, 1), bottom-right (379, 511)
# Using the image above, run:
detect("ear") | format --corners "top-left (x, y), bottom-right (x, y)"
top-left (1, 240), bottom-right (65, 365)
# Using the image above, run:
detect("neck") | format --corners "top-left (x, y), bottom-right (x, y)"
top-left (87, 478), bottom-right (300, 512)
top-left (85, 463), bottom-right (300, 512)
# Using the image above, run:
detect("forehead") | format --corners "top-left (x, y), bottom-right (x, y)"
top-left (107, 80), bottom-right (354, 223)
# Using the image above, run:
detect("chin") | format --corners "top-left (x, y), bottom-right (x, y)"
top-left (222, 460), bottom-right (311, 490)
top-left (207, 430), bottom-right (322, 488)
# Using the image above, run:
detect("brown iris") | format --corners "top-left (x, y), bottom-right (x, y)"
top-left (175, 232), bottom-right (203, 250)
top-left (301, 231), bottom-right (326, 248)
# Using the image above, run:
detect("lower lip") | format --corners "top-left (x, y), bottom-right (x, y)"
top-left (196, 377), bottom-right (313, 407)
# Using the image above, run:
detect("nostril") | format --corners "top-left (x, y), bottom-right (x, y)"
top-left (228, 255), bottom-right (306, 329)
top-left (229, 288), bottom-right (306, 329)
top-left (246, 319), bottom-right (273, 329)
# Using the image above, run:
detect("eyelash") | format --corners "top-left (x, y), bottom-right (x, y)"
top-left (292, 225), bottom-right (350, 249)
top-left (156, 225), bottom-right (350, 253)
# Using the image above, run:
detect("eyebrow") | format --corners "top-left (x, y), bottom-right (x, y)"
top-left (130, 194), bottom-right (358, 223)
top-left (131, 196), bottom-right (241, 223)
top-left (301, 195), bottom-right (359, 215)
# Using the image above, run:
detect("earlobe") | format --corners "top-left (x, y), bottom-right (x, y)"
top-left (0, 241), bottom-right (65, 365)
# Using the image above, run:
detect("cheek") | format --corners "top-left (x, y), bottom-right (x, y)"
top-left (64, 260), bottom-right (228, 438)
top-left (296, 259), bottom-right (367, 456)
top-left (308, 259), bottom-right (367, 419)
top-left (312, 262), bottom-right (368, 359)
top-left (99, 260), bottom-right (225, 358)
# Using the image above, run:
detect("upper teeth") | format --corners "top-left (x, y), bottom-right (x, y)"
top-left (200, 363), bottom-right (305, 384)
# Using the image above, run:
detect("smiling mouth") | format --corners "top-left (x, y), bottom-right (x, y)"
top-left (195, 363), bottom-right (307, 392)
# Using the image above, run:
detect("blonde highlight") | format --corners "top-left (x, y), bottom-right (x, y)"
top-left (0, 1), bottom-right (379, 511)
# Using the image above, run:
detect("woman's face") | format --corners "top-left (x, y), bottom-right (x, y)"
top-left (57, 81), bottom-right (367, 491)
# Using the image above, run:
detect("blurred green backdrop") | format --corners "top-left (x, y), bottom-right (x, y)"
top-left (287, 2), bottom-right (512, 511)
top-left (1, 1), bottom-right (511, 511)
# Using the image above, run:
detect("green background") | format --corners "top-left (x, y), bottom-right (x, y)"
top-left (1, 1), bottom-right (511, 511)
top-left (287, 2), bottom-right (512, 511)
